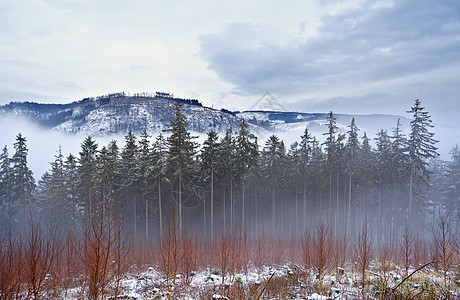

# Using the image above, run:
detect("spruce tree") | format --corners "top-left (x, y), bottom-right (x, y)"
top-left (93, 145), bottom-right (118, 219)
top-left (359, 132), bottom-right (374, 221)
top-left (146, 133), bottom-right (168, 237)
top-left (120, 130), bottom-right (141, 240)
top-left (322, 111), bottom-right (338, 224)
top-left (234, 119), bottom-right (258, 230)
top-left (47, 147), bottom-right (71, 224)
top-left (299, 128), bottom-right (313, 230)
top-left (11, 133), bottom-right (35, 203)
top-left (217, 127), bottom-right (236, 231)
top-left (286, 141), bottom-right (302, 234)
top-left (164, 101), bottom-right (198, 232)
top-left (64, 153), bottom-right (79, 225)
top-left (77, 136), bottom-right (98, 219)
top-left (389, 119), bottom-right (408, 231)
top-left (406, 99), bottom-right (438, 225)
top-left (0, 146), bottom-right (11, 205)
top-left (374, 130), bottom-right (392, 244)
top-left (260, 135), bottom-right (286, 234)
top-left (138, 129), bottom-right (152, 239)
top-left (345, 118), bottom-right (360, 236)
top-left (442, 145), bottom-right (460, 219)
top-left (201, 130), bottom-right (220, 239)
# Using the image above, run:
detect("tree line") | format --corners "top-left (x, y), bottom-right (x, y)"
top-left (1, 99), bottom-right (458, 243)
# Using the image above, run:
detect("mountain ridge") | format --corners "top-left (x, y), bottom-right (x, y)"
top-left (0, 92), bottom-right (409, 139)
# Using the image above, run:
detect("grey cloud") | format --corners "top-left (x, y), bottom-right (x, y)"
top-left (199, 0), bottom-right (460, 95)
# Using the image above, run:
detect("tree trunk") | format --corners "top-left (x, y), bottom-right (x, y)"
top-left (159, 179), bottom-right (162, 238)
top-left (230, 176), bottom-right (233, 229)
top-left (304, 177), bottom-right (307, 231)
top-left (134, 195), bottom-right (137, 242)
top-left (145, 192), bottom-right (148, 240)
top-left (378, 179), bottom-right (382, 248)
top-left (203, 194), bottom-right (206, 239)
top-left (242, 175), bottom-right (245, 231)
top-left (409, 166), bottom-right (413, 227)
top-left (272, 182), bottom-right (275, 234)
top-left (211, 169), bottom-right (214, 239)
top-left (348, 175), bottom-right (352, 237)
top-left (336, 169), bottom-right (339, 235)
top-left (179, 173), bottom-right (182, 233)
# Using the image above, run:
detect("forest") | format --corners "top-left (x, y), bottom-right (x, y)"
top-left (0, 99), bottom-right (459, 299)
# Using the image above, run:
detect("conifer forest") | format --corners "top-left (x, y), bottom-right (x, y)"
top-left (1, 99), bottom-right (460, 299)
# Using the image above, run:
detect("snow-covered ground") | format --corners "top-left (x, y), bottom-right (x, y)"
top-left (58, 262), bottom-right (459, 299)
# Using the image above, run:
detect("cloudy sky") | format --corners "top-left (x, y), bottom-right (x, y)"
top-left (1, 0), bottom-right (459, 126)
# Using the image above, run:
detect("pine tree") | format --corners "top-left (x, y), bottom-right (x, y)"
top-left (93, 145), bottom-right (118, 219)
top-left (299, 128), bottom-right (313, 231)
top-left (201, 130), bottom-right (220, 239)
top-left (164, 101), bottom-right (198, 232)
top-left (441, 145), bottom-right (460, 219)
top-left (387, 119), bottom-right (408, 213)
top-left (11, 133), bottom-right (35, 203)
top-left (0, 146), bottom-right (12, 205)
top-left (260, 135), bottom-right (286, 234)
top-left (359, 132), bottom-right (374, 221)
top-left (47, 147), bottom-right (71, 225)
top-left (345, 118), bottom-right (360, 236)
top-left (406, 99), bottom-right (438, 225)
top-left (120, 130), bottom-right (141, 240)
top-left (374, 130), bottom-right (392, 244)
top-left (138, 129), bottom-right (153, 240)
top-left (64, 153), bottom-right (79, 224)
top-left (77, 136), bottom-right (98, 219)
top-left (217, 127), bottom-right (236, 231)
top-left (64, 154), bottom-right (78, 210)
top-left (322, 111), bottom-right (338, 224)
top-left (286, 141), bottom-right (302, 234)
top-left (310, 138), bottom-right (324, 222)
top-left (234, 119), bottom-right (259, 230)
top-left (146, 133), bottom-right (168, 238)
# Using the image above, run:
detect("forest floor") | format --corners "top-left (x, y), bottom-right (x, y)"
top-left (63, 262), bottom-right (460, 299)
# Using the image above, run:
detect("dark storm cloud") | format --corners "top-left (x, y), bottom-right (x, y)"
top-left (199, 0), bottom-right (460, 95)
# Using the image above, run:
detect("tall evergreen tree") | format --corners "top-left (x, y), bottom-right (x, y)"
top-left (442, 145), bottom-right (460, 220)
top-left (201, 130), bottom-right (220, 239)
top-left (93, 145), bottom-right (119, 219)
top-left (406, 99), bottom-right (439, 225)
top-left (322, 111), bottom-right (338, 224)
top-left (47, 147), bottom-right (70, 224)
top-left (217, 127), bottom-right (236, 231)
top-left (146, 133), bottom-right (168, 238)
top-left (374, 130), bottom-right (392, 244)
top-left (260, 135), bottom-right (286, 234)
top-left (77, 136), bottom-right (98, 219)
top-left (164, 101), bottom-right (198, 232)
top-left (286, 141), bottom-right (302, 234)
top-left (345, 118), bottom-right (360, 236)
top-left (11, 133), bottom-right (35, 203)
top-left (359, 132), bottom-right (375, 221)
top-left (0, 146), bottom-right (11, 205)
top-left (138, 129), bottom-right (152, 240)
top-left (63, 153), bottom-right (79, 223)
top-left (299, 128), bottom-right (313, 230)
top-left (120, 130), bottom-right (141, 239)
top-left (234, 119), bottom-right (259, 230)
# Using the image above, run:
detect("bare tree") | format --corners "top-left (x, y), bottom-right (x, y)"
top-left (355, 221), bottom-right (373, 297)
top-left (399, 222), bottom-right (414, 276)
top-left (431, 215), bottom-right (455, 286)
top-left (311, 222), bottom-right (333, 287)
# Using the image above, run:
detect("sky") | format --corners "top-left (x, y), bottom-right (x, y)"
top-left (1, 0), bottom-right (459, 126)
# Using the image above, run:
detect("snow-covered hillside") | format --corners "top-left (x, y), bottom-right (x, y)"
top-left (0, 92), bottom-right (420, 178)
